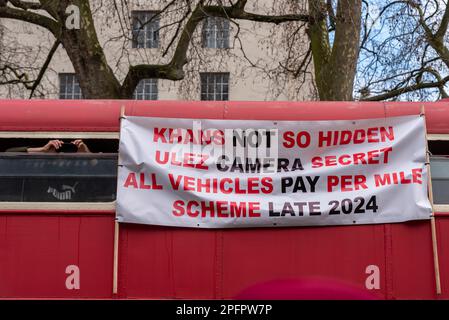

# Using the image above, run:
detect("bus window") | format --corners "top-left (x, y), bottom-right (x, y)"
top-left (431, 156), bottom-right (449, 205)
top-left (0, 138), bottom-right (118, 203)
top-left (0, 138), bottom-right (119, 153)
top-left (429, 140), bottom-right (449, 155)
top-left (0, 153), bottom-right (117, 203)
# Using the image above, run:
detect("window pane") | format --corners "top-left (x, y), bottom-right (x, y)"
top-left (132, 15), bottom-right (141, 30)
top-left (59, 74), bottom-right (82, 99)
top-left (132, 11), bottom-right (160, 48)
top-left (133, 79), bottom-right (158, 100)
top-left (0, 154), bottom-right (117, 202)
top-left (200, 73), bottom-right (229, 101)
top-left (66, 81), bottom-right (73, 94)
top-left (138, 31), bottom-right (145, 48)
top-left (202, 17), bottom-right (229, 49)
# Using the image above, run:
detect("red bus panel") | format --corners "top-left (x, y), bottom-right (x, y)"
top-left (0, 100), bottom-right (448, 299)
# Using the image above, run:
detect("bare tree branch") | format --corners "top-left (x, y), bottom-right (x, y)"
top-left (362, 76), bottom-right (449, 101)
top-left (0, 3), bottom-right (59, 34)
top-left (29, 39), bottom-right (61, 99)
top-left (121, 0), bottom-right (311, 98)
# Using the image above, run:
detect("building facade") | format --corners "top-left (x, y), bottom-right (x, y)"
top-left (0, 0), bottom-right (314, 101)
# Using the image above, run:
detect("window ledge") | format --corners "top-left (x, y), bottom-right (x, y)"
top-left (0, 202), bottom-right (116, 215)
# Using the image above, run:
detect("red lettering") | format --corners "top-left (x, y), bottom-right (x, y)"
top-left (354, 175), bottom-right (368, 190)
top-left (327, 176), bottom-right (339, 192)
top-left (155, 151), bottom-right (169, 164)
top-left (380, 127), bottom-right (395, 142)
top-left (338, 155), bottom-right (351, 165)
top-left (380, 147), bottom-right (392, 163)
top-left (353, 129), bottom-right (366, 144)
top-left (153, 128), bottom-right (167, 143)
top-left (412, 168), bottom-right (423, 184)
top-left (214, 130), bottom-right (225, 145)
top-left (340, 131), bottom-right (352, 145)
top-left (247, 177), bottom-right (259, 194)
top-left (296, 131), bottom-right (311, 148)
top-left (124, 172), bottom-right (138, 188)
top-left (230, 202), bottom-right (246, 217)
top-left (140, 173), bottom-right (151, 189)
top-left (400, 172), bottom-right (412, 184)
top-left (261, 177), bottom-right (273, 194)
top-left (183, 153), bottom-right (196, 168)
top-left (319, 131), bottom-right (332, 147)
top-left (312, 157), bottom-right (323, 168)
top-left (184, 176), bottom-right (196, 191)
top-left (353, 153), bottom-right (367, 165)
top-left (325, 156), bottom-right (337, 167)
top-left (234, 178), bottom-right (247, 194)
top-left (168, 173), bottom-right (182, 190)
top-left (367, 127), bottom-right (379, 143)
top-left (220, 178), bottom-right (233, 194)
top-left (216, 201), bottom-right (228, 218)
top-left (367, 150), bottom-right (380, 164)
top-left (283, 131), bottom-right (295, 148)
top-left (187, 201), bottom-right (200, 217)
top-left (248, 202), bottom-right (261, 217)
top-left (201, 201), bottom-right (215, 217)
top-left (151, 173), bottom-right (163, 190)
top-left (172, 200), bottom-right (185, 216)
top-left (375, 174), bottom-right (391, 187)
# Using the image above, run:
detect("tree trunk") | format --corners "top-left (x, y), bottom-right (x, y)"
top-left (59, 0), bottom-right (122, 99)
top-left (308, 0), bottom-right (362, 101)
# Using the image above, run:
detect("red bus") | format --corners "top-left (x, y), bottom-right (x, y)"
top-left (0, 99), bottom-right (448, 299)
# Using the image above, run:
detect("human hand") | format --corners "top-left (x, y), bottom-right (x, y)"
top-left (28, 140), bottom-right (63, 153)
top-left (72, 140), bottom-right (91, 153)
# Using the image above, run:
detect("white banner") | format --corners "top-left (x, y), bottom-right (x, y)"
top-left (116, 115), bottom-right (432, 228)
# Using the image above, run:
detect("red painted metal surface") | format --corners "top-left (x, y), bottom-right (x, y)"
top-left (0, 100), bottom-right (448, 299)
top-left (1, 99), bottom-right (449, 133)
top-left (0, 214), bottom-right (114, 298)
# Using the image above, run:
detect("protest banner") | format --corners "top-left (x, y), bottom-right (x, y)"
top-left (116, 115), bottom-right (432, 228)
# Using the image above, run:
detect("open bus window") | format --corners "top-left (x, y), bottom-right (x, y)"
top-left (0, 138), bottom-right (118, 203)
top-left (0, 138), bottom-right (119, 154)
top-left (429, 140), bottom-right (449, 156)
top-left (431, 156), bottom-right (449, 205)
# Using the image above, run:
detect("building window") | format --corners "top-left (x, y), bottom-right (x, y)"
top-left (59, 73), bottom-right (82, 99)
top-left (202, 17), bottom-right (230, 48)
top-left (200, 72), bottom-right (229, 101)
top-left (132, 11), bottom-right (160, 48)
top-left (133, 79), bottom-right (158, 100)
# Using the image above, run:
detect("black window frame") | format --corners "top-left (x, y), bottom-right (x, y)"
top-left (200, 72), bottom-right (230, 101)
top-left (59, 73), bottom-right (83, 99)
top-left (133, 78), bottom-right (158, 100)
top-left (202, 16), bottom-right (230, 49)
top-left (131, 10), bottom-right (161, 49)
